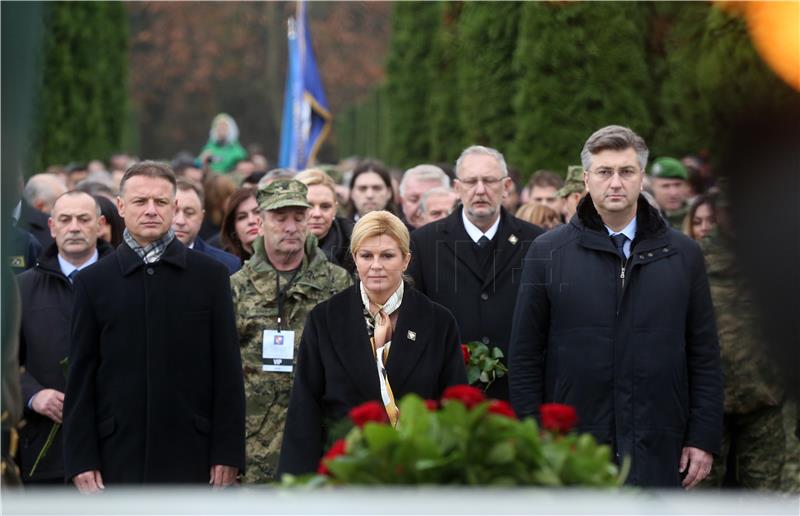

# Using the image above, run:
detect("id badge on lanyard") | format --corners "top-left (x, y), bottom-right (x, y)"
top-left (262, 329), bottom-right (295, 372)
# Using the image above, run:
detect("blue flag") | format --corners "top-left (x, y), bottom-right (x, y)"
top-left (278, 1), bottom-right (332, 170)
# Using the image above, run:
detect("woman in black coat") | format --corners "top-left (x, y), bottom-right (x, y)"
top-left (278, 211), bottom-right (467, 476)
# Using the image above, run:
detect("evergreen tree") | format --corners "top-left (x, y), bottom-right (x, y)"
top-left (456, 2), bottom-right (520, 154)
top-left (384, 1), bottom-right (441, 168)
top-left (34, 2), bottom-right (129, 171)
top-left (650, 3), bottom-right (714, 158)
top-left (427, 2), bottom-right (464, 164)
top-left (510, 2), bottom-right (652, 178)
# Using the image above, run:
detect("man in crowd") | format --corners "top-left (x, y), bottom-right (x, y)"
top-left (230, 180), bottom-right (351, 483)
top-left (509, 125), bottom-right (722, 487)
top-left (20, 173), bottom-right (67, 248)
top-left (558, 165), bottom-right (586, 222)
top-left (417, 187), bottom-right (459, 226)
top-left (526, 170), bottom-right (564, 215)
top-left (700, 188), bottom-right (785, 489)
top-left (649, 157), bottom-right (690, 229)
top-left (172, 178), bottom-right (240, 274)
top-left (17, 191), bottom-right (113, 484)
top-left (398, 164), bottom-right (450, 230)
top-left (64, 161), bottom-right (245, 491)
top-left (409, 145), bottom-right (544, 401)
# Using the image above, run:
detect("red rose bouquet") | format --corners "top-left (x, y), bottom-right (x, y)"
top-left (283, 386), bottom-right (628, 487)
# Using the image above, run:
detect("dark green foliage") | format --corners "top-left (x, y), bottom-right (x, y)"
top-left (457, 2), bottom-right (520, 152)
top-left (427, 2), bottom-right (464, 164)
top-left (34, 2), bottom-right (129, 171)
top-left (510, 2), bottom-right (652, 179)
top-left (650, 3), bottom-right (714, 158)
top-left (384, 1), bottom-right (441, 168)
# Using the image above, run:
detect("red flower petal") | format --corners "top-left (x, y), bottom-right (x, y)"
top-left (461, 344), bottom-right (471, 365)
top-left (317, 439), bottom-right (347, 476)
top-left (540, 403), bottom-right (578, 433)
top-left (349, 401), bottom-right (389, 428)
top-left (442, 384), bottom-right (485, 409)
top-left (487, 400), bottom-right (516, 419)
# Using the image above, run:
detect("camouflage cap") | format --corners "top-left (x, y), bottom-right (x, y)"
top-left (256, 179), bottom-right (311, 211)
top-left (557, 165), bottom-right (586, 197)
top-left (648, 157), bottom-right (688, 181)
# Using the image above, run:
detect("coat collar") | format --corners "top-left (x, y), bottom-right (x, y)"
top-left (117, 238), bottom-right (187, 276)
top-left (575, 194), bottom-right (670, 255)
top-left (36, 240), bottom-right (114, 279)
top-left (440, 206), bottom-right (526, 286)
top-left (331, 283), bottom-right (431, 402)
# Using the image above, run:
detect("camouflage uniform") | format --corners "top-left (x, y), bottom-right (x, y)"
top-left (781, 401), bottom-right (799, 492)
top-left (664, 204), bottom-right (689, 230)
top-left (230, 180), bottom-right (352, 484)
top-left (556, 165), bottom-right (586, 199)
top-left (648, 157), bottom-right (689, 230)
top-left (701, 229), bottom-right (784, 489)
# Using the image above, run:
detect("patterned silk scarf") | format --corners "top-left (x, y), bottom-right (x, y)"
top-left (361, 281), bottom-right (404, 426)
top-left (123, 228), bottom-right (176, 264)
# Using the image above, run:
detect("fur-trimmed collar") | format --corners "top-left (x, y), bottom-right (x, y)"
top-left (576, 194), bottom-right (667, 241)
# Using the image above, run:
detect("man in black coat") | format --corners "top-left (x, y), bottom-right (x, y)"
top-left (17, 191), bottom-right (113, 483)
top-left (509, 125), bottom-right (722, 488)
top-left (408, 145), bottom-right (544, 401)
top-left (172, 178), bottom-right (240, 274)
top-left (63, 161), bottom-right (245, 492)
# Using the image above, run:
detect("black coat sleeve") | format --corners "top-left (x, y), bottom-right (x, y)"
top-left (682, 242), bottom-right (723, 455)
top-left (62, 276), bottom-right (102, 479)
top-left (407, 233), bottom-right (426, 293)
top-left (508, 240), bottom-right (551, 419)
top-left (438, 309), bottom-right (467, 391)
top-left (210, 267), bottom-right (246, 470)
top-left (278, 309), bottom-right (326, 476)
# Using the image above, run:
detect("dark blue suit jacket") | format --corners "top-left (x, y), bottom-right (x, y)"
top-left (193, 238), bottom-right (241, 274)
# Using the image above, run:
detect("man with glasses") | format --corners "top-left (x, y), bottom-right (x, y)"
top-left (509, 125), bottom-right (722, 488)
top-left (408, 145), bottom-right (544, 401)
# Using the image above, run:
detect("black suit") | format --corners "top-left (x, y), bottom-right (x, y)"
top-left (408, 206), bottom-right (544, 400)
top-left (63, 239), bottom-right (245, 484)
top-left (278, 283), bottom-right (467, 475)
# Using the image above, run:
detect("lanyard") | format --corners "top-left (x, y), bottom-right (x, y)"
top-left (275, 267), bottom-right (301, 331)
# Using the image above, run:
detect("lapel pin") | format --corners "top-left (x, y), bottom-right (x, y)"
top-left (508, 234), bottom-right (518, 245)
top-left (407, 330), bottom-right (416, 341)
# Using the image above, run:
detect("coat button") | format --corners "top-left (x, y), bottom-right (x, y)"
top-left (647, 252), bottom-right (653, 257)
top-left (481, 292), bottom-right (489, 301)
top-left (662, 248), bottom-right (669, 253)
top-left (146, 267), bottom-right (155, 276)
top-left (638, 255), bottom-right (644, 260)
top-left (482, 337), bottom-right (490, 345)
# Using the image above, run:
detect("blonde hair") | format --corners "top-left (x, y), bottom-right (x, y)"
top-left (295, 168), bottom-right (337, 198)
top-left (350, 210), bottom-right (410, 257)
top-left (516, 203), bottom-right (562, 229)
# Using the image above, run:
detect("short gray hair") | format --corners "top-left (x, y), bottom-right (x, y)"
top-left (455, 145), bottom-right (508, 178)
top-left (399, 164), bottom-right (449, 197)
top-left (23, 174), bottom-right (67, 209)
top-left (52, 190), bottom-right (102, 217)
top-left (580, 125), bottom-right (649, 171)
top-left (419, 187), bottom-right (457, 215)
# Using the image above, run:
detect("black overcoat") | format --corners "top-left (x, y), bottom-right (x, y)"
top-left (278, 283), bottom-right (467, 476)
top-left (509, 195), bottom-right (723, 487)
top-left (408, 206), bottom-right (544, 400)
top-left (17, 241), bottom-right (113, 481)
top-left (63, 239), bottom-right (245, 484)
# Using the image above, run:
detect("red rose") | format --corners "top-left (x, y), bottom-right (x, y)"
top-left (349, 401), bottom-right (389, 428)
top-left (487, 400), bottom-right (516, 419)
top-left (442, 384), bottom-right (485, 409)
top-left (540, 403), bottom-right (578, 433)
top-left (424, 399), bottom-right (439, 411)
top-left (461, 344), bottom-right (471, 365)
top-left (317, 439), bottom-right (347, 476)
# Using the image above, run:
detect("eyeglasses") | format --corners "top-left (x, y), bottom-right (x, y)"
top-left (588, 167), bottom-right (640, 181)
top-left (456, 176), bottom-right (506, 188)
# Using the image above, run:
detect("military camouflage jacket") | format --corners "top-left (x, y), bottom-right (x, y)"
top-left (702, 229), bottom-right (783, 414)
top-left (230, 235), bottom-right (351, 483)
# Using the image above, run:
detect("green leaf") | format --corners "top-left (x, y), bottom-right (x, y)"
top-left (362, 423), bottom-right (398, 451)
top-left (29, 423), bottom-right (61, 477)
top-left (486, 441), bottom-right (515, 464)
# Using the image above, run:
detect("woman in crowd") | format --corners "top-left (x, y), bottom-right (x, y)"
top-left (93, 194), bottom-right (124, 247)
top-left (278, 211), bottom-right (466, 476)
top-left (219, 188), bottom-right (261, 263)
top-left (295, 168), bottom-right (355, 273)
top-left (683, 193), bottom-right (717, 241)
top-left (199, 113), bottom-right (248, 174)
top-left (515, 203), bottom-right (562, 230)
top-left (200, 173), bottom-right (237, 241)
top-left (348, 160), bottom-right (395, 222)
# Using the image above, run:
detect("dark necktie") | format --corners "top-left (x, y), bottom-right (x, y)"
top-left (476, 235), bottom-right (491, 249)
top-left (610, 234), bottom-right (628, 261)
top-left (68, 270), bottom-right (78, 283)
